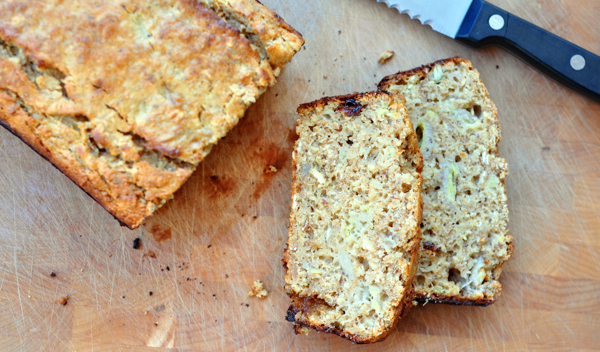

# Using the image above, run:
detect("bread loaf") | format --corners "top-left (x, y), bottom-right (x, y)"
top-left (284, 91), bottom-right (423, 343)
top-left (0, 0), bottom-right (303, 228)
top-left (378, 57), bottom-right (513, 306)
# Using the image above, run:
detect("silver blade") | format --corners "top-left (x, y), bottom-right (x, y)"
top-left (377, 0), bottom-right (473, 38)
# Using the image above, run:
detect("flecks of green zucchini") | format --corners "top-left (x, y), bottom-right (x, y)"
top-left (446, 162), bottom-right (458, 202)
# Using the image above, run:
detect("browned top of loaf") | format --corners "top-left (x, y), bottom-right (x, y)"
top-left (378, 57), bottom-right (472, 90)
top-left (0, 0), bottom-right (303, 228)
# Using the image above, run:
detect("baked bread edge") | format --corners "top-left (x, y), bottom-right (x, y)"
top-left (378, 57), bottom-right (514, 306)
top-left (283, 91), bottom-right (423, 343)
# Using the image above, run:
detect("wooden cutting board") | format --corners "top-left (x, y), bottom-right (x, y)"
top-left (0, 0), bottom-right (599, 350)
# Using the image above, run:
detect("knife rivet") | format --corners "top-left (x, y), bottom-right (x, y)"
top-left (570, 55), bottom-right (586, 71)
top-left (489, 14), bottom-right (505, 30)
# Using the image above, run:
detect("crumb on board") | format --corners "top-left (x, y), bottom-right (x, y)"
top-left (133, 238), bottom-right (141, 250)
top-left (50, 272), bottom-right (56, 278)
top-left (59, 296), bottom-right (70, 306)
top-left (248, 280), bottom-right (268, 298)
top-left (378, 50), bottom-right (394, 64)
top-left (265, 165), bottom-right (278, 173)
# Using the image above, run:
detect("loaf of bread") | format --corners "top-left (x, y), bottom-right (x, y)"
top-left (0, 0), bottom-right (303, 228)
top-left (378, 57), bottom-right (513, 306)
top-left (284, 92), bottom-right (423, 343)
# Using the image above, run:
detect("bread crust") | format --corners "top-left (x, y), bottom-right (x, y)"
top-left (0, 0), bottom-right (303, 228)
top-left (378, 57), bottom-right (513, 306)
top-left (378, 57), bottom-right (471, 92)
top-left (201, 0), bottom-right (304, 71)
top-left (283, 91), bottom-right (423, 343)
top-left (0, 114), bottom-right (132, 227)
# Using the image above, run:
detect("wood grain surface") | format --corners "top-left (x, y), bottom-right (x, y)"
top-left (1, 0), bottom-right (599, 350)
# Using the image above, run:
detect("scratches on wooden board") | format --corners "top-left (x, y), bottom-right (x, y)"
top-left (0, 0), bottom-right (599, 350)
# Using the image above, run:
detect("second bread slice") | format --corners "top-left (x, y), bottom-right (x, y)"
top-left (378, 58), bottom-right (512, 305)
top-left (284, 92), bottom-right (423, 343)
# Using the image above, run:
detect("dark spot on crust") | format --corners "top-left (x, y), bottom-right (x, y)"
top-left (414, 293), bottom-right (495, 306)
top-left (133, 237), bottom-right (141, 249)
top-left (149, 224), bottom-right (172, 243)
top-left (336, 98), bottom-right (364, 117)
top-left (285, 306), bottom-right (297, 322)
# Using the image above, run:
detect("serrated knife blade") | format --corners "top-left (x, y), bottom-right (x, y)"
top-left (376, 0), bottom-right (600, 103)
top-left (377, 0), bottom-right (473, 38)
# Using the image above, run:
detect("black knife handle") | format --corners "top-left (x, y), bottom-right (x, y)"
top-left (456, 0), bottom-right (600, 103)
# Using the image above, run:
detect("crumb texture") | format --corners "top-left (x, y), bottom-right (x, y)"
top-left (378, 50), bottom-right (394, 64)
top-left (0, 0), bottom-right (303, 228)
top-left (248, 280), bottom-right (268, 298)
top-left (284, 92), bottom-right (423, 343)
top-left (379, 58), bottom-right (512, 304)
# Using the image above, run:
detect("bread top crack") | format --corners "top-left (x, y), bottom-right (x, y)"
top-left (0, 0), bottom-right (303, 228)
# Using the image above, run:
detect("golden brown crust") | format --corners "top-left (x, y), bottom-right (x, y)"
top-left (0, 107), bottom-right (138, 227)
top-left (284, 91), bottom-right (423, 343)
top-left (201, 0), bottom-right (304, 71)
top-left (0, 0), bottom-right (302, 228)
top-left (378, 57), bottom-right (471, 90)
top-left (378, 57), bottom-right (512, 306)
top-left (297, 91), bottom-right (399, 116)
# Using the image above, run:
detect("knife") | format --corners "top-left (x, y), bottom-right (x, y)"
top-left (377, 0), bottom-right (600, 103)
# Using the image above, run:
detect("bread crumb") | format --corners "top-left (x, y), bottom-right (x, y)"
top-left (296, 326), bottom-right (311, 335)
top-left (265, 165), bottom-right (278, 173)
top-left (378, 50), bottom-right (394, 64)
top-left (59, 296), bottom-right (70, 306)
top-left (247, 280), bottom-right (268, 298)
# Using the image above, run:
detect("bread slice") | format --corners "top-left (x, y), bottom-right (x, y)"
top-left (283, 92), bottom-right (423, 343)
top-left (378, 57), bottom-right (513, 306)
top-left (0, 0), bottom-right (303, 228)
